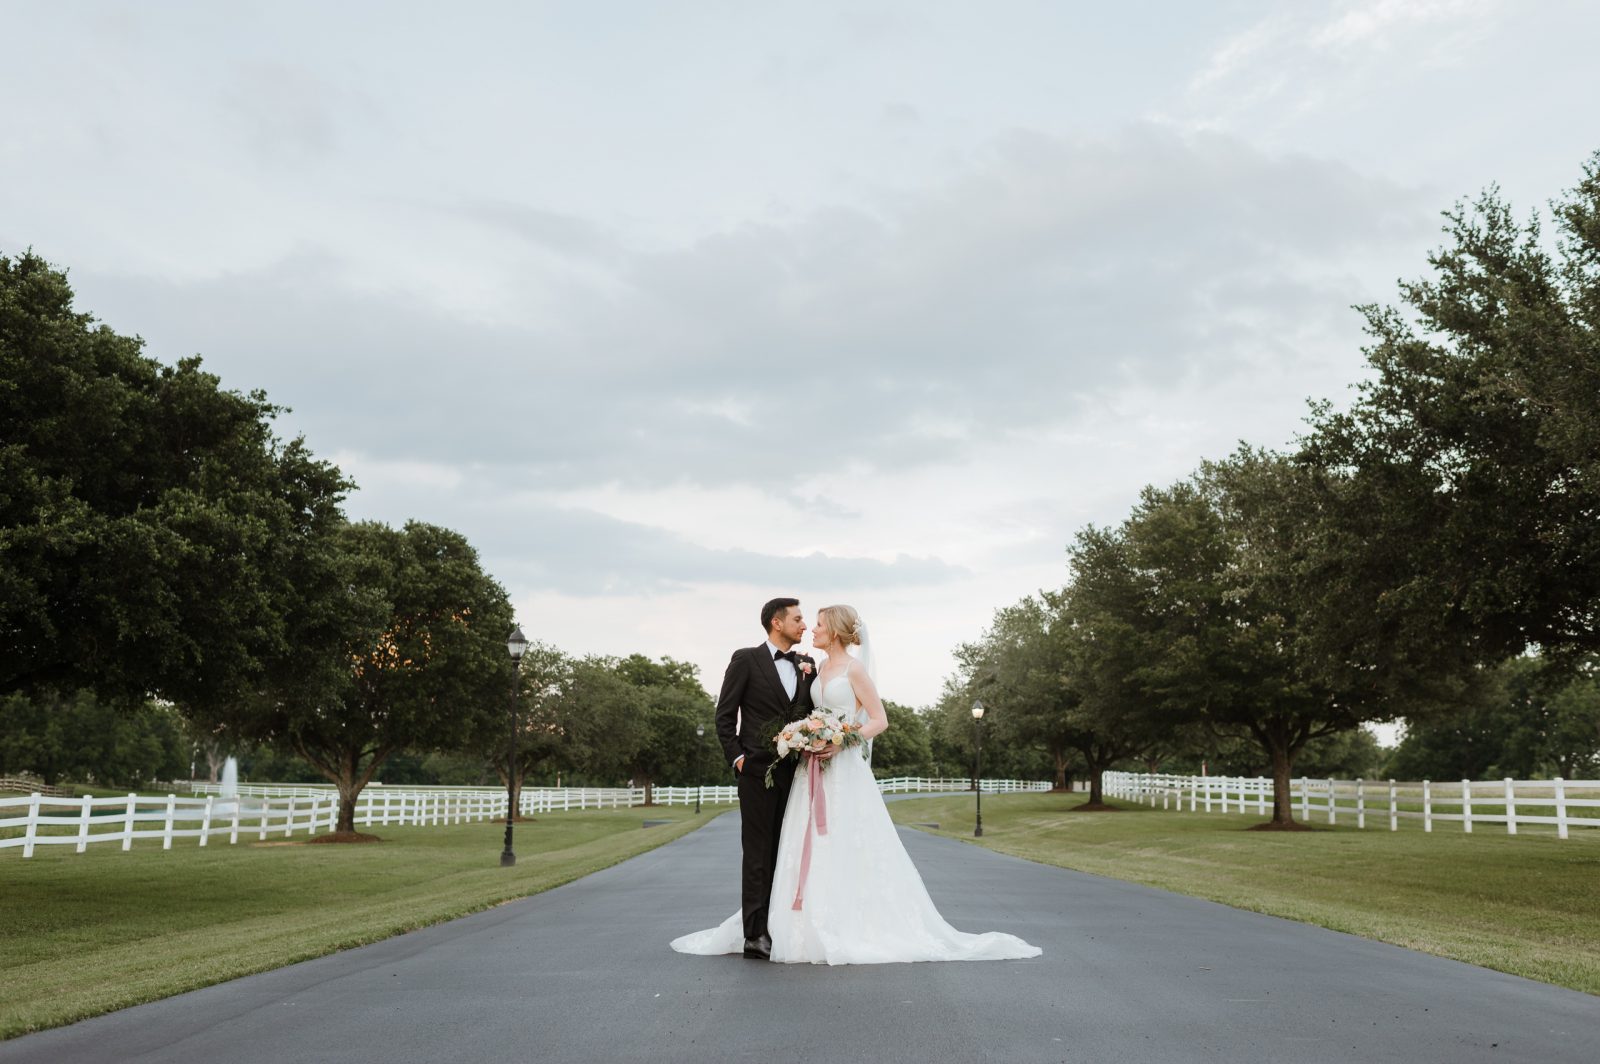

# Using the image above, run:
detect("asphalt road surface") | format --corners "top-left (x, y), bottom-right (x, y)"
top-left (4, 813), bottom-right (1596, 1064)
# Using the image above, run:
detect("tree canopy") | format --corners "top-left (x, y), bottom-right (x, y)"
top-left (1301, 155), bottom-right (1600, 670)
top-left (1, 251), bottom-right (350, 709)
top-left (190, 519), bottom-right (514, 832)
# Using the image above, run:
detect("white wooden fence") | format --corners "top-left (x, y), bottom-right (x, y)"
top-left (2, 776), bottom-right (1051, 858)
top-left (1102, 771), bottom-right (1600, 839)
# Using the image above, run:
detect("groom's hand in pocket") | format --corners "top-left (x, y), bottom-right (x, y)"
top-left (734, 755), bottom-right (745, 775)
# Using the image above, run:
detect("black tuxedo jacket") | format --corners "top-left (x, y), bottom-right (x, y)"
top-left (715, 644), bottom-right (816, 773)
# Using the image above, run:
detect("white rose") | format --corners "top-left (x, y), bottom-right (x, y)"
top-left (776, 739), bottom-right (790, 757)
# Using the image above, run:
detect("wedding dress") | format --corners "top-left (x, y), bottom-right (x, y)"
top-left (671, 656), bottom-right (1042, 965)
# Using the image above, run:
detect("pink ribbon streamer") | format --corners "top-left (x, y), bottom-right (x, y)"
top-left (791, 752), bottom-right (829, 910)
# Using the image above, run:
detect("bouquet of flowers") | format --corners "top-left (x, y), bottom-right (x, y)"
top-left (764, 711), bottom-right (865, 788)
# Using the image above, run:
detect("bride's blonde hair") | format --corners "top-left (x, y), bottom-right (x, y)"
top-left (818, 604), bottom-right (863, 647)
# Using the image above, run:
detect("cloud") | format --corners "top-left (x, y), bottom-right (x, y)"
top-left (66, 124), bottom-right (1427, 506)
top-left (330, 453), bottom-right (967, 596)
top-left (444, 199), bottom-right (621, 262)
top-left (1177, 0), bottom-right (1507, 131)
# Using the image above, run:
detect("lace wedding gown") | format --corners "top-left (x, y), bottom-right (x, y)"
top-left (671, 659), bottom-right (1042, 965)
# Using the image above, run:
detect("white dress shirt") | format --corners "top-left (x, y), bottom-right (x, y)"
top-left (766, 639), bottom-right (799, 701)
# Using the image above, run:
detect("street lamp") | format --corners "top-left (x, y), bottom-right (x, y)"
top-left (971, 700), bottom-right (985, 838)
top-left (695, 724), bottom-right (706, 815)
top-left (501, 625), bottom-right (529, 867)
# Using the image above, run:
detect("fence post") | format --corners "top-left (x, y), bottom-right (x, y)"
top-left (258, 798), bottom-right (270, 840)
top-left (23, 793), bottom-right (41, 858)
top-left (123, 793), bottom-right (138, 851)
top-left (199, 795), bottom-right (214, 847)
top-left (1461, 779), bottom-right (1472, 834)
top-left (229, 795), bottom-right (241, 845)
top-left (1203, 776), bottom-right (1212, 814)
top-left (1257, 777), bottom-right (1266, 816)
top-left (1299, 778), bottom-right (1309, 821)
top-left (76, 794), bottom-right (93, 853)
top-left (1553, 777), bottom-right (1568, 840)
top-left (1388, 780), bottom-right (1397, 832)
top-left (1327, 779), bottom-right (1336, 825)
top-left (285, 796), bottom-right (297, 838)
top-left (1503, 778), bottom-right (1516, 836)
top-left (1423, 780), bottom-right (1432, 832)
top-left (163, 793), bottom-right (176, 850)
top-left (1356, 779), bottom-right (1365, 830)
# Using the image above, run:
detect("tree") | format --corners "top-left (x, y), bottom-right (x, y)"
top-left (1185, 454), bottom-right (1399, 823)
top-left (1301, 154), bottom-right (1600, 672)
top-left (924, 681), bottom-right (978, 780)
top-left (553, 655), bottom-right (649, 784)
top-left (1285, 728), bottom-right (1385, 780)
top-left (201, 520), bottom-right (513, 834)
top-left (868, 701), bottom-right (934, 779)
top-left (1386, 654), bottom-right (1600, 780)
top-left (0, 689), bottom-right (186, 787)
top-left (1066, 456), bottom-right (1416, 825)
top-left (614, 654), bottom-right (710, 801)
top-left (958, 595), bottom-right (1132, 799)
top-left (1, 251), bottom-right (351, 709)
top-left (1059, 519), bottom-right (1207, 805)
top-left (478, 642), bottom-right (575, 814)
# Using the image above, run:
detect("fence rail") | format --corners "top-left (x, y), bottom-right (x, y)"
top-left (1102, 771), bottom-right (1600, 839)
top-left (0, 776), bottom-right (72, 798)
top-left (3, 776), bottom-right (1051, 858)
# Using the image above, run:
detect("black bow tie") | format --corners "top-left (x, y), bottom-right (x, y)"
top-left (773, 649), bottom-right (798, 663)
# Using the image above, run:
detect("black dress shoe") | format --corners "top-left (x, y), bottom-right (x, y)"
top-left (742, 934), bottom-right (772, 960)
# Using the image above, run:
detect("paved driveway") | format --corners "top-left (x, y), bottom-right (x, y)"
top-left (2, 813), bottom-right (1595, 1063)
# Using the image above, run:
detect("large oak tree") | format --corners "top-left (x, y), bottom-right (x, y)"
top-left (1302, 153), bottom-right (1600, 672)
top-left (1, 251), bottom-right (350, 709)
top-left (219, 520), bottom-right (514, 833)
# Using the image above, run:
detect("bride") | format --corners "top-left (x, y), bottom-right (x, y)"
top-left (671, 604), bottom-right (1041, 965)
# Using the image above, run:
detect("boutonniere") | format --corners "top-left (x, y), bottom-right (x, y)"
top-left (797, 659), bottom-right (815, 677)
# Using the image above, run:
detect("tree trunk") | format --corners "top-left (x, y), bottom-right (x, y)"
top-left (1269, 742), bottom-right (1295, 825)
top-left (204, 743), bottom-right (226, 784)
top-left (640, 773), bottom-right (655, 806)
top-left (336, 773), bottom-right (360, 834)
top-left (296, 742), bottom-right (394, 836)
top-left (1052, 749), bottom-right (1069, 791)
top-left (495, 761), bottom-right (526, 819)
top-left (1087, 762), bottom-right (1105, 805)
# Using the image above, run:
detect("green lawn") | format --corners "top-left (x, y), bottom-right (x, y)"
top-left (888, 791), bottom-right (1600, 996)
top-left (0, 805), bottom-right (712, 1040)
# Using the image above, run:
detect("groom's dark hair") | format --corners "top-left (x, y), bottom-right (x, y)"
top-left (761, 597), bottom-right (800, 634)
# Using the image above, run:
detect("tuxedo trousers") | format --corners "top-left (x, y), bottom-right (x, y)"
top-left (737, 764), bottom-right (794, 941)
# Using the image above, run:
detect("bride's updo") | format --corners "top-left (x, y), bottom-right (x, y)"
top-left (819, 604), bottom-right (863, 647)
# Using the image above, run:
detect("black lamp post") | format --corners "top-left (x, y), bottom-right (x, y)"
top-left (501, 625), bottom-right (529, 867)
top-left (695, 724), bottom-right (705, 815)
top-left (971, 700), bottom-right (985, 838)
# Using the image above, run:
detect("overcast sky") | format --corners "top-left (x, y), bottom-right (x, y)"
top-left (5, 1), bottom-right (1597, 709)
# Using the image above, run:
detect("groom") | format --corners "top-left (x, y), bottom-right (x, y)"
top-left (715, 597), bottom-right (816, 960)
